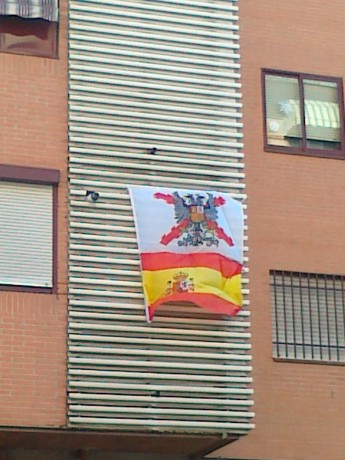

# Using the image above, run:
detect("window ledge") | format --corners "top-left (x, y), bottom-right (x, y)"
top-left (264, 145), bottom-right (345, 160)
top-left (273, 357), bottom-right (345, 366)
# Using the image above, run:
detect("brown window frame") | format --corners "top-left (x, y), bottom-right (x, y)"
top-left (0, 164), bottom-right (60, 294)
top-left (262, 69), bottom-right (345, 159)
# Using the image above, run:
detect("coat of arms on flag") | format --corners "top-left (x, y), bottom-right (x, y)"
top-left (128, 185), bottom-right (244, 322)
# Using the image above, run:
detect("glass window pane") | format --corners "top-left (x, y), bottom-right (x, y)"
top-left (0, 15), bottom-right (58, 58)
top-left (303, 79), bottom-right (341, 150)
top-left (265, 74), bottom-right (302, 148)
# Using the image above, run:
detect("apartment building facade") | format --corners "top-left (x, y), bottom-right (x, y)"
top-left (2, 1), bottom-right (345, 460)
top-left (0, 1), bottom-right (254, 460)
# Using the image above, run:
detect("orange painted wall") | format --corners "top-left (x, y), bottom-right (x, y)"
top-left (0, 2), bottom-right (68, 427)
top-left (217, 1), bottom-right (345, 459)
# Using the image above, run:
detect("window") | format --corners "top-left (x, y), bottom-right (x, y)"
top-left (263, 69), bottom-right (345, 158)
top-left (0, 164), bottom-right (59, 292)
top-left (270, 270), bottom-right (345, 363)
top-left (0, 0), bottom-right (59, 58)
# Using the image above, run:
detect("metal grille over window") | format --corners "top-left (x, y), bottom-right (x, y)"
top-left (270, 270), bottom-right (345, 363)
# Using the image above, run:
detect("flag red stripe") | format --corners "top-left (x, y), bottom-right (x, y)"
top-left (141, 252), bottom-right (242, 278)
top-left (148, 292), bottom-right (241, 320)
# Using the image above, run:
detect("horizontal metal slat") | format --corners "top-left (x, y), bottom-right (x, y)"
top-left (69, 157), bottom-right (244, 178)
top-left (69, 380), bottom-right (253, 395)
top-left (70, 60), bottom-right (240, 81)
top-left (69, 150), bottom-right (244, 170)
top-left (70, 267), bottom-right (140, 277)
top-left (68, 369), bottom-right (252, 384)
top-left (69, 181), bottom-right (247, 201)
top-left (71, 105), bottom-right (242, 129)
top-left (69, 321), bottom-right (251, 340)
top-left (69, 287), bottom-right (142, 298)
top-left (70, 135), bottom-right (242, 154)
top-left (69, 310), bottom-right (250, 325)
top-left (70, 344), bottom-right (250, 360)
top-left (68, 311), bottom-right (250, 329)
top-left (70, 117), bottom-right (242, 141)
top-left (69, 277), bottom-right (141, 290)
top-left (69, 211), bottom-right (132, 223)
top-left (70, 193), bottom-right (247, 209)
top-left (69, 393), bottom-right (252, 407)
top-left (70, 105), bottom-right (242, 128)
top-left (71, 313), bottom-right (250, 334)
top-left (121, 0), bottom-right (238, 11)
top-left (69, 405), bottom-right (254, 419)
top-left (70, 222), bottom-right (135, 234)
top-left (69, 357), bottom-right (252, 373)
top-left (69, 345), bottom-right (250, 362)
top-left (70, 97), bottom-right (242, 121)
top-left (68, 416), bottom-right (254, 432)
top-left (69, 142), bottom-right (244, 162)
top-left (70, 184), bottom-right (246, 201)
top-left (73, 0), bottom-right (238, 16)
top-left (69, 303), bottom-right (250, 319)
top-left (69, 135), bottom-right (243, 153)
top-left (70, 233), bottom-right (137, 244)
top-left (69, 168), bottom-right (245, 189)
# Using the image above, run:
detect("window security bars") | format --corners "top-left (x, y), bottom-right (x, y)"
top-left (270, 270), bottom-right (345, 363)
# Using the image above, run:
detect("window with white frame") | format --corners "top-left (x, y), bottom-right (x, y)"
top-left (0, 165), bottom-right (59, 292)
top-left (270, 270), bottom-right (345, 363)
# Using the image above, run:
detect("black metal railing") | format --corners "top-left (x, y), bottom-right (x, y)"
top-left (270, 270), bottom-right (345, 363)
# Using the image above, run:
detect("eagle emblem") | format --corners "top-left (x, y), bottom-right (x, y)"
top-left (154, 191), bottom-right (233, 247)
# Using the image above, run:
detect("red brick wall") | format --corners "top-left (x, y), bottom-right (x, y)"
top-left (218, 1), bottom-right (345, 459)
top-left (0, 2), bottom-right (67, 427)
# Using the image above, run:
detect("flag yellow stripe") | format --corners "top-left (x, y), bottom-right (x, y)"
top-left (142, 266), bottom-right (242, 308)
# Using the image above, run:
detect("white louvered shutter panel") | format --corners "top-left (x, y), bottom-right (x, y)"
top-left (0, 181), bottom-right (53, 287)
top-left (68, 0), bottom-right (254, 435)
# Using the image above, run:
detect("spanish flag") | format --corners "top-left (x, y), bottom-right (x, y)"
top-left (129, 186), bottom-right (244, 322)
